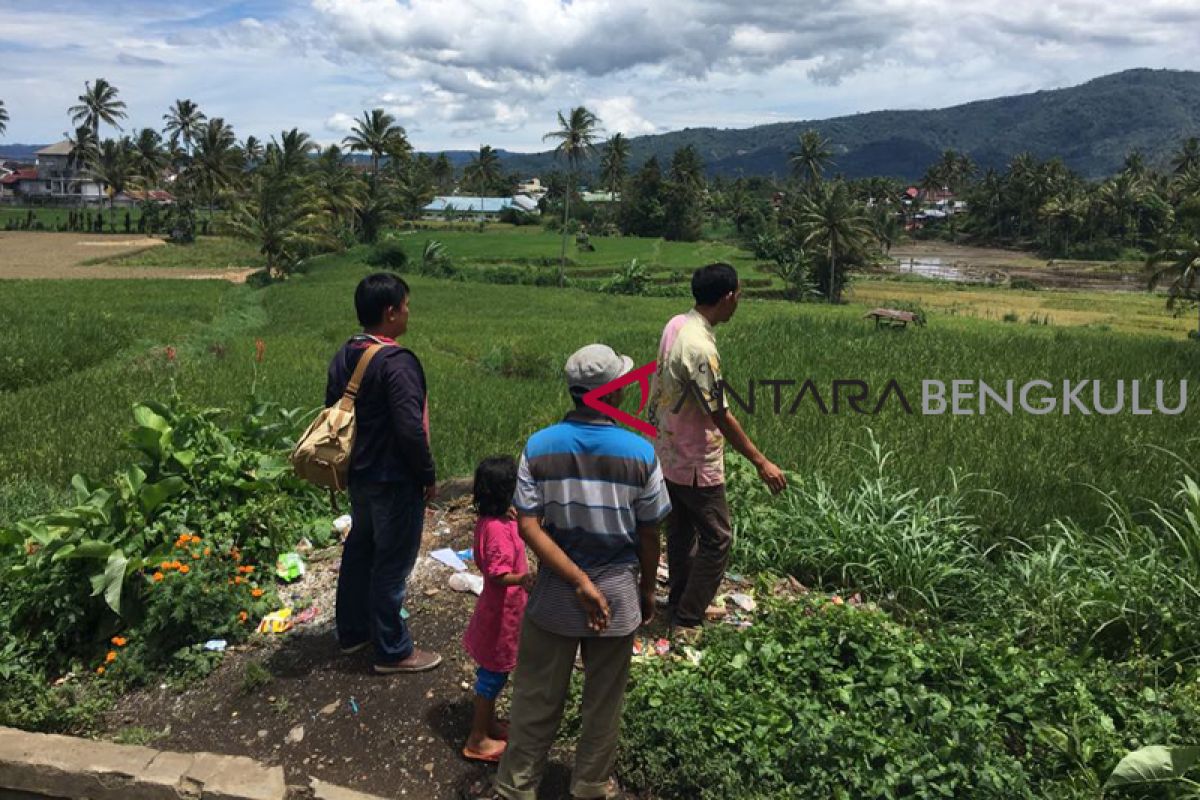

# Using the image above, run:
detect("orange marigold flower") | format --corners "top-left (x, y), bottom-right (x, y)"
top-left (105, 651), bottom-right (117, 663)
top-left (179, 564), bottom-right (191, 575)
top-left (251, 588), bottom-right (264, 598)
top-left (161, 561), bottom-right (172, 571)
top-left (153, 572), bottom-right (165, 582)
top-left (96, 666), bottom-right (106, 676)
top-left (111, 636), bottom-right (127, 647)
top-left (238, 565), bottom-right (255, 574)
top-left (234, 576), bottom-right (244, 585)
top-left (203, 548), bottom-right (212, 557)
top-left (171, 561), bottom-right (183, 570)
top-left (238, 611), bottom-right (249, 622)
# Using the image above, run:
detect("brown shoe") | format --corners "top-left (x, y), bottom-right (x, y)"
top-left (373, 649), bottom-right (443, 674)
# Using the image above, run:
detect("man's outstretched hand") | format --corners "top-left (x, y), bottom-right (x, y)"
top-left (757, 459), bottom-right (787, 494)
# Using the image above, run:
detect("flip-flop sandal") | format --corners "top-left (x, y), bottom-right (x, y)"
top-left (462, 743), bottom-right (507, 763)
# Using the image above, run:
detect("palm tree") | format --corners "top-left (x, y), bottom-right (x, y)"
top-left (266, 128), bottom-right (316, 177)
top-left (66, 125), bottom-right (99, 206)
top-left (463, 145), bottom-right (502, 222)
top-left (543, 106), bottom-right (602, 285)
top-left (600, 133), bottom-right (629, 196)
top-left (91, 138), bottom-right (134, 229)
top-left (312, 145), bottom-right (364, 231)
top-left (162, 99), bottom-right (206, 157)
top-left (1172, 138), bottom-right (1200, 176)
top-left (790, 129), bottom-right (833, 187)
top-left (795, 180), bottom-right (871, 303)
top-left (68, 78), bottom-right (127, 139)
top-left (229, 175), bottom-right (329, 279)
top-left (1147, 237), bottom-right (1200, 337)
top-left (343, 108), bottom-right (406, 181)
top-left (241, 136), bottom-right (264, 168)
top-left (131, 128), bottom-right (167, 188)
top-left (190, 117), bottom-right (240, 222)
top-left (0, 100), bottom-right (8, 137)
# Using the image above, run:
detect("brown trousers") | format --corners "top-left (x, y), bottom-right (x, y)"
top-left (494, 618), bottom-right (635, 800)
top-left (664, 480), bottom-right (733, 625)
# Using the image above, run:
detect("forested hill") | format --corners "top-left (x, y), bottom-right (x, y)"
top-left (491, 69), bottom-right (1200, 181)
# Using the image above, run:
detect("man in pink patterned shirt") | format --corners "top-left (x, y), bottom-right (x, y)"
top-left (647, 263), bottom-right (787, 632)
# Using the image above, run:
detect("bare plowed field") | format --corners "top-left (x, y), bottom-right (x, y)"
top-left (0, 233), bottom-right (252, 281)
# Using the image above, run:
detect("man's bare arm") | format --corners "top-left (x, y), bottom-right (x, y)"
top-left (711, 408), bottom-right (787, 493)
top-left (636, 522), bottom-right (661, 625)
top-left (517, 513), bottom-right (610, 631)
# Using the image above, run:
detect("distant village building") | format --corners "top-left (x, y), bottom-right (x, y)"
top-left (517, 177), bottom-right (546, 199)
top-left (580, 190), bottom-right (619, 203)
top-left (0, 141), bottom-right (106, 203)
top-left (422, 194), bottom-right (539, 219)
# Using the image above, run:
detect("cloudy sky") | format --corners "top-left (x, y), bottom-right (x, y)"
top-left (2, 0), bottom-right (1199, 152)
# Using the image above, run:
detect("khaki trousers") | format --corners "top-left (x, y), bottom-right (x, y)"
top-left (494, 617), bottom-right (635, 800)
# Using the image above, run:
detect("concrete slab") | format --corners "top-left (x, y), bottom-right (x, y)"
top-left (309, 778), bottom-right (392, 800)
top-left (0, 727), bottom-right (286, 800)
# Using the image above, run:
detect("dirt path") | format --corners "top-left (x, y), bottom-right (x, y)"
top-left (101, 490), bottom-right (578, 799)
top-left (0, 232), bottom-right (252, 282)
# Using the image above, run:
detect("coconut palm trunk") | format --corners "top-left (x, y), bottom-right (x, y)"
top-left (828, 241), bottom-right (836, 304)
top-left (559, 180), bottom-right (572, 287)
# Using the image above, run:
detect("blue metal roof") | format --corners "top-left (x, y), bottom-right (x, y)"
top-left (423, 196), bottom-right (517, 213)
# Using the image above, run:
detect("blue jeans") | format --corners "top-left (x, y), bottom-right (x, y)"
top-left (337, 480), bottom-right (424, 663)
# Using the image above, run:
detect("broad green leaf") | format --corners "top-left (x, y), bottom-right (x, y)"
top-left (132, 404), bottom-right (171, 433)
top-left (68, 540), bottom-right (115, 560)
top-left (172, 449), bottom-right (196, 468)
top-left (70, 474), bottom-right (94, 502)
top-left (102, 551), bottom-right (129, 615)
top-left (124, 466), bottom-right (147, 495)
top-left (139, 477), bottom-right (186, 515)
top-left (1104, 745), bottom-right (1200, 790)
top-left (51, 543), bottom-right (77, 562)
top-left (129, 426), bottom-right (168, 459)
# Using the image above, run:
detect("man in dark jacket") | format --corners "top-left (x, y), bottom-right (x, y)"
top-left (325, 272), bottom-right (441, 674)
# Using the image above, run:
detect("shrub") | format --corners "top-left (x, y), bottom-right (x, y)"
top-left (366, 241), bottom-right (409, 271)
top-left (498, 207), bottom-right (539, 226)
top-left (618, 595), bottom-right (1200, 799)
top-left (600, 259), bottom-right (652, 295)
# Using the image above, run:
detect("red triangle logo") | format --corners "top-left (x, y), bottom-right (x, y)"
top-left (581, 360), bottom-right (659, 438)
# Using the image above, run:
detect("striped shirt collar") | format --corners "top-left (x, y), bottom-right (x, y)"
top-left (563, 408), bottom-right (616, 426)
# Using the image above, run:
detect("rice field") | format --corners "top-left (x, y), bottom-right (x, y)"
top-left (1, 242), bottom-right (1195, 543)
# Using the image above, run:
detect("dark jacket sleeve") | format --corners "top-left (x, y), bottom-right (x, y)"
top-left (325, 353), bottom-right (342, 408)
top-left (382, 350), bottom-right (437, 486)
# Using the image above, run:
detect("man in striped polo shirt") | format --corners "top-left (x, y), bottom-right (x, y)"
top-left (493, 344), bottom-right (671, 800)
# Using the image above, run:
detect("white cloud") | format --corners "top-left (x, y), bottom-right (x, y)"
top-left (590, 97), bottom-right (657, 137)
top-left (1, 0), bottom-right (1199, 153)
top-left (324, 112), bottom-right (356, 133)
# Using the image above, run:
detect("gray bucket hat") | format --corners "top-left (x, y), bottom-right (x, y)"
top-left (564, 343), bottom-right (634, 391)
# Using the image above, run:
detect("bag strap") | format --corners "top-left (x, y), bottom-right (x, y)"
top-left (338, 344), bottom-right (385, 409)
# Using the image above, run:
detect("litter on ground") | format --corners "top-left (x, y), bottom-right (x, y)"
top-left (448, 572), bottom-right (484, 595)
top-left (257, 608), bottom-right (294, 634)
top-left (430, 548), bottom-right (468, 572)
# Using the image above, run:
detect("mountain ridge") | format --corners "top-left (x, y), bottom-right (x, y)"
top-left (4, 69), bottom-right (1197, 181)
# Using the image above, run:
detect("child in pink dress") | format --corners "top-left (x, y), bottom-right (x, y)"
top-left (462, 455), bottom-right (532, 762)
